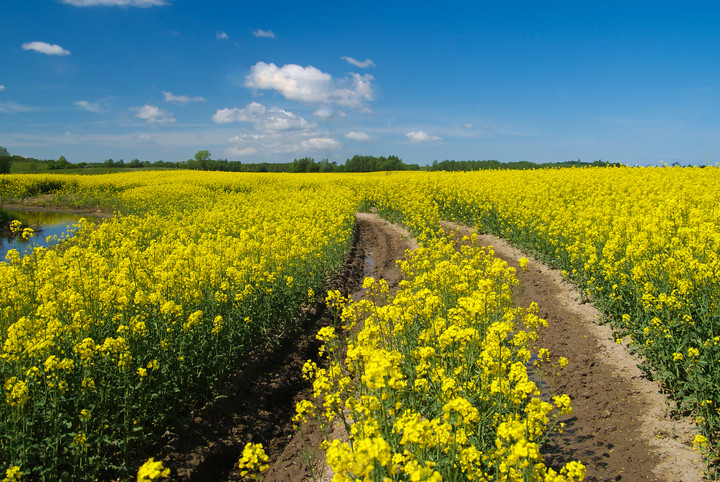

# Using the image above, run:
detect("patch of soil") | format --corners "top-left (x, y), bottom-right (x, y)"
top-left (442, 222), bottom-right (705, 481)
top-left (264, 213), bottom-right (417, 482)
top-left (153, 213), bottom-right (416, 481)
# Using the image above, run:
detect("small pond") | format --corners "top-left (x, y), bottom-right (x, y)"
top-left (1, 210), bottom-right (98, 261)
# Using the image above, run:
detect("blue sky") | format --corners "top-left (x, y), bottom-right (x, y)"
top-left (1, 1), bottom-right (719, 166)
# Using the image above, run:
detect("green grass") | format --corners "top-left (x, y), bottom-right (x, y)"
top-left (9, 161), bottom-right (49, 174)
top-left (10, 163), bottom-right (172, 175)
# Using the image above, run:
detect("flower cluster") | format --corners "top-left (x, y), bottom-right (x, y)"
top-left (237, 442), bottom-right (269, 479)
top-left (0, 171), bottom-right (357, 479)
top-left (362, 167), bottom-right (720, 465)
top-left (300, 233), bottom-right (584, 480)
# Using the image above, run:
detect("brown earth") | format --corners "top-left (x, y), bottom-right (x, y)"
top-left (2, 200), bottom-right (114, 217)
top-left (152, 214), bottom-right (704, 481)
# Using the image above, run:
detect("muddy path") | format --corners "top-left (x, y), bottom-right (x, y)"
top-left (155, 213), bottom-right (416, 481)
top-left (443, 222), bottom-right (705, 481)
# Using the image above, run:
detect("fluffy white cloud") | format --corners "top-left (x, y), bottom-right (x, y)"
top-left (212, 102), bottom-right (314, 131)
top-left (22, 42), bottom-right (70, 56)
top-left (0, 85), bottom-right (5, 91)
top-left (341, 56), bottom-right (375, 68)
top-left (253, 29), bottom-right (276, 38)
top-left (163, 91), bottom-right (205, 104)
top-left (300, 137), bottom-right (341, 150)
top-left (226, 146), bottom-right (258, 156)
top-left (344, 131), bottom-right (370, 141)
top-left (217, 31), bottom-right (229, 40)
top-left (135, 104), bottom-right (175, 123)
top-left (75, 100), bottom-right (103, 113)
top-left (406, 131), bottom-right (441, 143)
top-left (60, 0), bottom-right (166, 6)
top-left (245, 62), bottom-right (373, 109)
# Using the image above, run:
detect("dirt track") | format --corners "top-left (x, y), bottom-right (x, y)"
top-left (444, 222), bottom-right (704, 481)
top-left (156, 213), bottom-right (705, 480)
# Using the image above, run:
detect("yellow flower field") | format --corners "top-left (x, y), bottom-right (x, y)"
top-left (1, 166), bottom-right (719, 479)
top-left (0, 172), bottom-right (357, 479)
top-left (362, 166), bottom-right (720, 467)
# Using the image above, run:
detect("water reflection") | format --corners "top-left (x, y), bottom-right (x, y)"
top-left (1, 210), bottom-right (96, 260)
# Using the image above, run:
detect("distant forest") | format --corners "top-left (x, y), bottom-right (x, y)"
top-left (2, 146), bottom-right (626, 175)
top-left (428, 159), bottom-right (621, 171)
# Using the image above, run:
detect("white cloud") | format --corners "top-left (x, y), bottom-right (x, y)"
top-left (300, 137), bottom-right (341, 150)
top-left (135, 104), bottom-right (175, 123)
top-left (245, 62), bottom-right (374, 110)
top-left (313, 105), bottom-right (346, 119)
top-left (253, 29), bottom-right (276, 38)
top-left (163, 91), bottom-right (205, 104)
top-left (75, 100), bottom-right (104, 113)
top-left (217, 31), bottom-right (229, 40)
top-left (0, 102), bottom-right (34, 113)
top-left (22, 42), bottom-right (71, 56)
top-left (134, 134), bottom-right (153, 142)
top-left (344, 131), bottom-right (370, 141)
top-left (226, 146), bottom-right (257, 156)
top-left (0, 85), bottom-right (4, 92)
top-left (341, 56), bottom-right (376, 68)
top-left (212, 102), bottom-right (314, 131)
top-left (225, 132), bottom-right (293, 156)
top-left (223, 128), bottom-right (342, 159)
top-left (60, 0), bottom-right (166, 6)
top-left (406, 131), bottom-right (441, 143)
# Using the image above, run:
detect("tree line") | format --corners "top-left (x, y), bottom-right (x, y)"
top-left (0, 146), bottom-right (644, 176)
top-left (0, 147), bottom-right (423, 174)
top-left (429, 159), bottom-right (622, 171)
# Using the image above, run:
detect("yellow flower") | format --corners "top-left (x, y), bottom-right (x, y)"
top-left (3, 466), bottom-right (22, 482)
top-left (237, 442), bottom-right (269, 477)
top-left (137, 457), bottom-right (170, 481)
top-left (21, 227), bottom-right (34, 240)
top-left (692, 434), bottom-right (708, 453)
top-left (4, 377), bottom-right (29, 407)
top-left (518, 257), bottom-right (529, 271)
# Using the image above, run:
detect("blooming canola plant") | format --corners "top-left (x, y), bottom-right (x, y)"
top-left (0, 166), bottom-right (718, 479)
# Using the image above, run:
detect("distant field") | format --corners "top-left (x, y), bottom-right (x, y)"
top-left (10, 161), bottom-right (168, 175)
top-left (8, 161), bottom-right (49, 174)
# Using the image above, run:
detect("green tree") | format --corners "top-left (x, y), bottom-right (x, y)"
top-left (0, 146), bottom-right (10, 174)
top-left (292, 157), bottom-right (313, 172)
top-left (194, 150), bottom-right (211, 163)
top-left (48, 155), bottom-right (71, 170)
